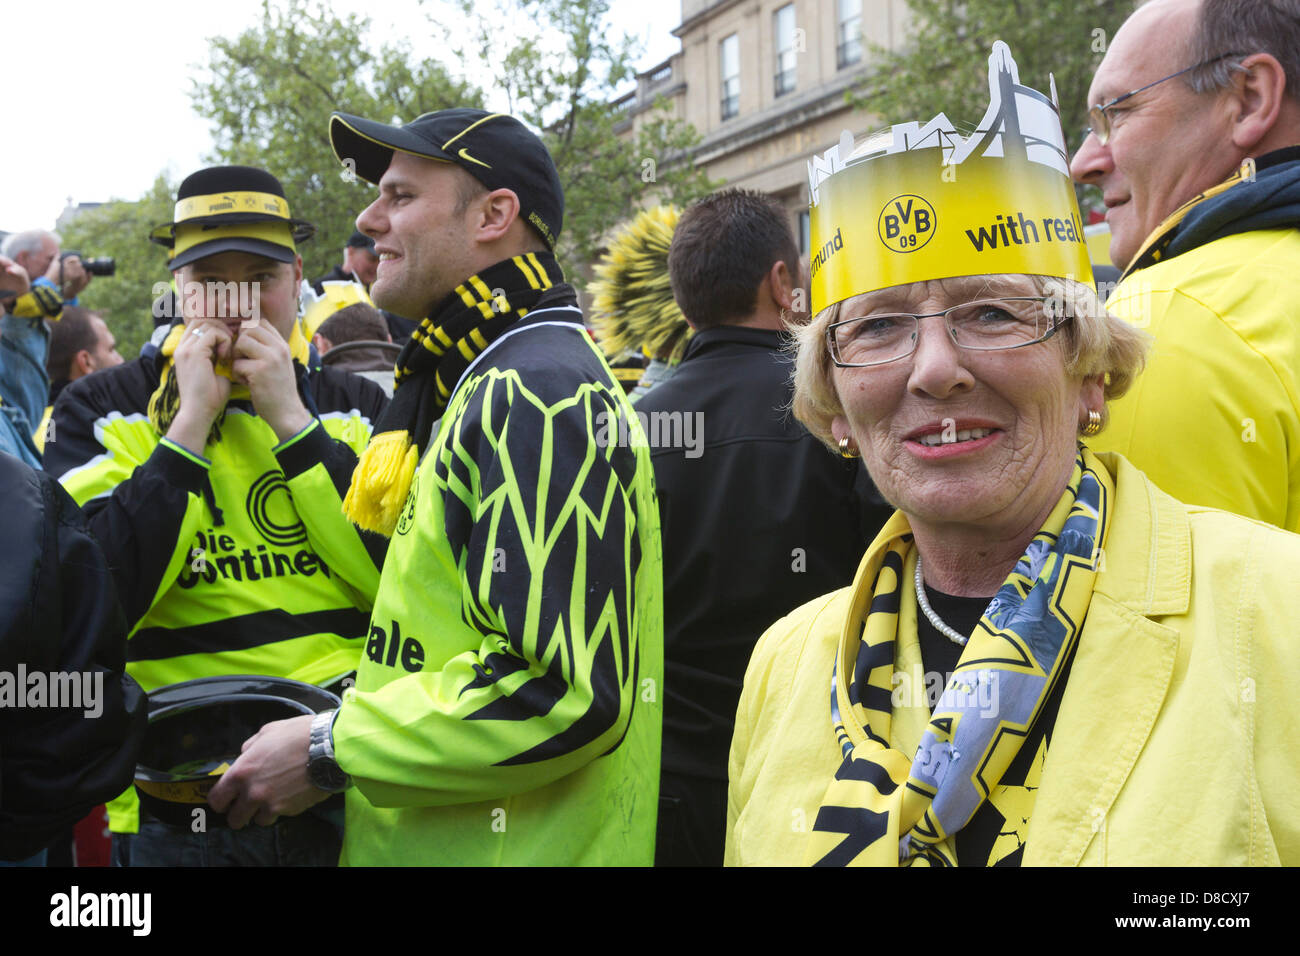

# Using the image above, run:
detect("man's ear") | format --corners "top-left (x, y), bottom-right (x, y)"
top-left (312, 333), bottom-right (331, 354)
top-left (74, 349), bottom-right (94, 378)
top-left (474, 189), bottom-right (521, 244)
top-left (766, 259), bottom-right (796, 312)
top-left (1229, 53), bottom-right (1288, 153)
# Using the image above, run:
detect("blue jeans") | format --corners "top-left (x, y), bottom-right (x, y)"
top-left (112, 803), bottom-right (343, 867)
top-left (0, 849), bottom-right (47, 867)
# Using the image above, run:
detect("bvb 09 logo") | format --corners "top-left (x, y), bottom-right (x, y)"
top-left (879, 194), bottom-right (936, 253)
top-left (246, 471), bottom-right (308, 546)
top-left (394, 470), bottom-right (419, 536)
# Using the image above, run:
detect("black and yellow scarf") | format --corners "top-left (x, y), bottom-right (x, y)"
top-left (343, 251), bottom-right (565, 534)
top-left (146, 320), bottom-right (311, 442)
top-left (806, 447), bottom-right (1113, 866)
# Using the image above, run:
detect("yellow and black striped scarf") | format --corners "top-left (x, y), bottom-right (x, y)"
top-left (147, 320), bottom-right (311, 443)
top-left (806, 447), bottom-right (1113, 866)
top-left (344, 252), bottom-right (564, 535)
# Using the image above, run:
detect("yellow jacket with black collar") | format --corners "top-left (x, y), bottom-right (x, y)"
top-left (726, 452), bottom-right (1300, 866)
top-left (1094, 147), bottom-right (1300, 532)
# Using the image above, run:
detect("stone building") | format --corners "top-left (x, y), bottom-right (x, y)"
top-left (615, 0), bottom-right (909, 257)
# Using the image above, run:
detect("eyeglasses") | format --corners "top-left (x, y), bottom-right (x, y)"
top-left (1086, 52), bottom-right (1243, 145)
top-left (827, 297), bottom-right (1070, 368)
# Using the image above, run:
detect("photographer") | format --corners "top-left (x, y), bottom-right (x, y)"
top-left (0, 257), bottom-right (43, 465)
top-left (0, 230), bottom-right (95, 306)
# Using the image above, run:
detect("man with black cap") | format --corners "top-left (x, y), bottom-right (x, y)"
top-left (312, 230), bottom-right (381, 295)
top-left (311, 230), bottom-right (416, 342)
top-left (44, 165), bottom-right (390, 866)
top-left (210, 110), bottom-right (664, 866)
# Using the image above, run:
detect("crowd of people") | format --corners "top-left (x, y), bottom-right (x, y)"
top-left (2, 0), bottom-right (1298, 867)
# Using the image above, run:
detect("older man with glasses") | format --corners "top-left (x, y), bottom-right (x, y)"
top-left (1071, 0), bottom-right (1300, 532)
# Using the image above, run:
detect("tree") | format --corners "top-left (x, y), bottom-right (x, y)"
top-left (190, 0), bottom-right (714, 289)
top-left (852, 0), bottom-right (1136, 208)
top-left (190, 0), bottom-right (483, 281)
top-left (60, 176), bottom-right (177, 360)
top-left (73, 0), bottom-right (713, 353)
top-left (455, 0), bottom-right (718, 277)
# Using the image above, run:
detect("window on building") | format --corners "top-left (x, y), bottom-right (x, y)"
top-left (720, 34), bottom-right (740, 120)
top-left (837, 0), bottom-right (863, 69)
top-left (774, 4), bottom-right (797, 97)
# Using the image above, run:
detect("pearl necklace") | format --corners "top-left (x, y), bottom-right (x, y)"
top-left (914, 556), bottom-right (969, 647)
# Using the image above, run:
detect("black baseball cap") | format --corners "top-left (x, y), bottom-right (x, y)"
top-left (329, 108), bottom-right (564, 250)
top-left (150, 166), bottom-right (315, 270)
top-left (346, 230), bottom-right (376, 252)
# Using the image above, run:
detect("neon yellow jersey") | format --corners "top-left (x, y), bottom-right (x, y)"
top-left (334, 311), bottom-right (664, 866)
top-left (45, 350), bottom-right (389, 831)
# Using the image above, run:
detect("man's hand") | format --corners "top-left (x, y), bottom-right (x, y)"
top-left (165, 321), bottom-right (233, 453)
top-left (0, 256), bottom-right (30, 300)
top-left (44, 254), bottom-right (91, 300)
top-left (232, 318), bottom-right (312, 441)
top-left (0, 257), bottom-right (31, 314)
top-left (207, 713), bottom-right (330, 829)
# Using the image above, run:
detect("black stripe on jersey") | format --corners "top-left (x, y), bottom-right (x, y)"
top-left (129, 607), bottom-right (368, 661)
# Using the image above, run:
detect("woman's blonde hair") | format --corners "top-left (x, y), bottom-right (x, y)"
top-left (791, 274), bottom-right (1151, 451)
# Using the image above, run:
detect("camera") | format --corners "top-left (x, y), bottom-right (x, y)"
top-left (60, 250), bottom-right (116, 277)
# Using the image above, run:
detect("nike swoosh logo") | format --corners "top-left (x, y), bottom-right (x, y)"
top-left (458, 147), bottom-right (491, 169)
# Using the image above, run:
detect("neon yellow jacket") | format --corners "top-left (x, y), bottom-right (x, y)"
top-left (334, 308), bottom-right (663, 866)
top-left (727, 453), bottom-right (1300, 866)
top-left (1094, 162), bottom-right (1300, 531)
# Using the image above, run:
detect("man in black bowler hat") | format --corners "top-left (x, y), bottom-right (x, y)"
top-left (211, 109), bottom-right (665, 866)
top-left (44, 165), bottom-right (390, 866)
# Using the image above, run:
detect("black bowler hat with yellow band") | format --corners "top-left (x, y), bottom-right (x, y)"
top-left (149, 166), bottom-right (315, 270)
top-left (328, 108), bottom-right (564, 251)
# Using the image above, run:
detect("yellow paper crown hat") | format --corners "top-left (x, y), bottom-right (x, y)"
top-left (808, 41), bottom-right (1092, 315)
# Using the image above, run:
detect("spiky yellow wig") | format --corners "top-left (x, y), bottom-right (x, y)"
top-left (589, 205), bottom-right (693, 364)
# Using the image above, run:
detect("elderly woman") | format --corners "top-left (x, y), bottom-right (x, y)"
top-left (724, 45), bottom-right (1300, 867)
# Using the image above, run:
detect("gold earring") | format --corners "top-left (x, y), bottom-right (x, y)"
top-left (838, 436), bottom-right (858, 459)
top-left (1081, 409), bottom-right (1102, 436)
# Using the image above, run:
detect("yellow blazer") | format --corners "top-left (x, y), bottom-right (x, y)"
top-left (726, 452), bottom-right (1300, 866)
top-left (1096, 227), bottom-right (1300, 532)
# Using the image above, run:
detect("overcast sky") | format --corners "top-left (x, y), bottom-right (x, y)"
top-left (2, 0), bottom-right (681, 232)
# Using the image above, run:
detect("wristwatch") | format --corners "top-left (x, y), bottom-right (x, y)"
top-left (307, 709), bottom-right (351, 792)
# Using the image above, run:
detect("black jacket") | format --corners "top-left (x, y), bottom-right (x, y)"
top-left (634, 325), bottom-right (892, 780)
top-left (0, 452), bottom-right (146, 859)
